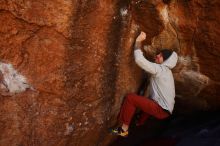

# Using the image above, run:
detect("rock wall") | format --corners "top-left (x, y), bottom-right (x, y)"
top-left (0, 0), bottom-right (220, 146)
top-left (130, 0), bottom-right (220, 113)
top-left (0, 0), bottom-right (142, 146)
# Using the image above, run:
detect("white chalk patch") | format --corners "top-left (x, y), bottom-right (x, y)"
top-left (182, 70), bottom-right (210, 85)
top-left (120, 8), bottom-right (128, 17)
top-left (179, 70), bottom-right (210, 96)
top-left (178, 56), bottom-right (192, 66)
top-left (160, 6), bottom-right (169, 23)
top-left (84, 121), bottom-right (89, 125)
top-left (135, 0), bottom-right (141, 4)
top-left (0, 62), bottom-right (30, 94)
top-left (64, 123), bottom-right (74, 135)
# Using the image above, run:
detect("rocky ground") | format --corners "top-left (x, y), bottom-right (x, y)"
top-left (110, 110), bottom-right (220, 146)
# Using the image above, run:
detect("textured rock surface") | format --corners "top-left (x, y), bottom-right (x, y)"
top-left (0, 0), bottom-right (219, 146)
top-left (0, 0), bottom-right (142, 146)
top-left (132, 0), bottom-right (220, 113)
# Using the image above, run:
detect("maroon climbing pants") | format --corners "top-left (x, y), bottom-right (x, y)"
top-left (119, 93), bottom-right (170, 126)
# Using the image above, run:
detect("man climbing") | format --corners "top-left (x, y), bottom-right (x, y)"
top-left (110, 31), bottom-right (178, 137)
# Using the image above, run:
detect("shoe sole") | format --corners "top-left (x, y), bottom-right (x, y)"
top-left (109, 128), bottom-right (128, 137)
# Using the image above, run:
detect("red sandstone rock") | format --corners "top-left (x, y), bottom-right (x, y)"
top-left (131, 0), bottom-right (220, 113)
top-left (0, 1), bottom-right (141, 146)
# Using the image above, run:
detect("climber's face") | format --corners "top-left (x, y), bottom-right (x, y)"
top-left (155, 53), bottom-right (163, 64)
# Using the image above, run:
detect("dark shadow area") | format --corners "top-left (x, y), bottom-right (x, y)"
top-left (109, 110), bottom-right (220, 146)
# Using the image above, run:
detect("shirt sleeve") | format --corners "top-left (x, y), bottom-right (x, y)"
top-left (134, 49), bottom-right (162, 75)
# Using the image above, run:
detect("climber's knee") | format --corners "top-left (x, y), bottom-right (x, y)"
top-left (126, 93), bottom-right (136, 102)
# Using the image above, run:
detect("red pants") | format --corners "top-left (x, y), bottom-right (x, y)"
top-left (119, 93), bottom-right (170, 126)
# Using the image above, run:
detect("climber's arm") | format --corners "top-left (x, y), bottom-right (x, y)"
top-left (134, 50), bottom-right (162, 74)
top-left (134, 32), bottom-right (162, 75)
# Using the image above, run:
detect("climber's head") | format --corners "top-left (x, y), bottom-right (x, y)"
top-left (155, 49), bottom-right (173, 64)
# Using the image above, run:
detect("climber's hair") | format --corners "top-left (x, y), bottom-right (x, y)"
top-left (163, 0), bottom-right (171, 4)
top-left (157, 49), bottom-right (173, 61)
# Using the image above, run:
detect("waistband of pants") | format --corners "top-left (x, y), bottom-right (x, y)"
top-left (163, 108), bottom-right (171, 115)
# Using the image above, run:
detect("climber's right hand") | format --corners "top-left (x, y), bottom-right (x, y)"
top-left (136, 31), bottom-right (146, 43)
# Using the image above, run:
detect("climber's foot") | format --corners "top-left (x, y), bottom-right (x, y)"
top-left (109, 127), bottom-right (129, 137)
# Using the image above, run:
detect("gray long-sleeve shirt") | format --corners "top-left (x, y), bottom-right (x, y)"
top-left (134, 49), bottom-right (178, 113)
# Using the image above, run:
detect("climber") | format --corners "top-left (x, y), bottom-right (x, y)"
top-left (110, 31), bottom-right (178, 137)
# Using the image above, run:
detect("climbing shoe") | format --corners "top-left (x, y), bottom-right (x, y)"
top-left (110, 127), bottom-right (128, 137)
